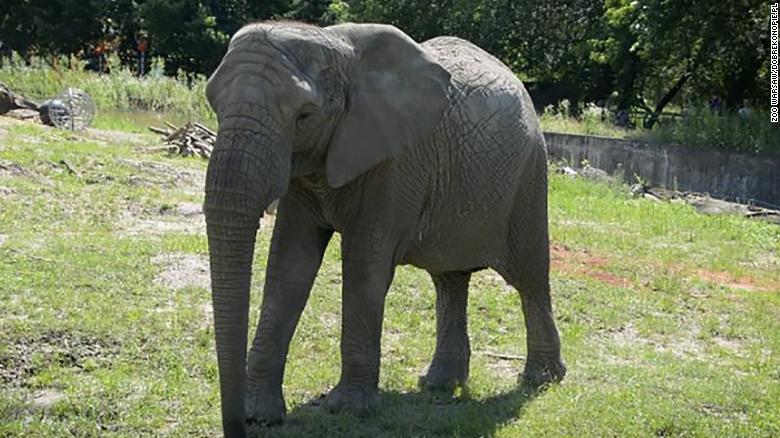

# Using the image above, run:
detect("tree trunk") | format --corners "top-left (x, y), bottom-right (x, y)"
top-left (643, 72), bottom-right (692, 129)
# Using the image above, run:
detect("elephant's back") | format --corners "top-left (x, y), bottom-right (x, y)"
top-left (422, 36), bottom-right (544, 154)
top-left (422, 36), bottom-right (516, 83)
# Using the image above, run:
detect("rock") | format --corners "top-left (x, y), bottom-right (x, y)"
top-left (0, 81), bottom-right (39, 115)
top-left (578, 166), bottom-right (610, 182)
top-left (687, 196), bottom-right (750, 216)
top-left (176, 203), bottom-right (203, 217)
top-left (558, 166), bottom-right (578, 177)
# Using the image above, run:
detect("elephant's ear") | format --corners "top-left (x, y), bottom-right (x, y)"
top-left (324, 23), bottom-right (451, 188)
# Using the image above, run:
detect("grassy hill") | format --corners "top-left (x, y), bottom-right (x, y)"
top-left (0, 116), bottom-right (779, 437)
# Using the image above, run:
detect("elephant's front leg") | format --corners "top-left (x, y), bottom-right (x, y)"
top-left (245, 203), bottom-right (332, 425)
top-left (325, 237), bottom-right (396, 416)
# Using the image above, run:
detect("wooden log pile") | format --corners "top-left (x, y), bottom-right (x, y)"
top-left (148, 122), bottom-right (215, 159)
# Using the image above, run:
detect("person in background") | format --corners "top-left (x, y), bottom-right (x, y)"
top-left (738, 99), bottom-right (752, 119)
top-left (136, 33), bottom-right (149, 76)
top-left (708, 93), bottom-right (722, 115)
top-left (92, 39), bottom-right (108, 74)
top-left (0, 41), bottom-right (7, 67)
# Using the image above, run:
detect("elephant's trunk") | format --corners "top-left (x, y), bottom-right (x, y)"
top-left (204, 116), bottom-right (289, 437)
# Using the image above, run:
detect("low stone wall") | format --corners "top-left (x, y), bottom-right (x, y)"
top-left (544, 132), bottom-right (780, 208)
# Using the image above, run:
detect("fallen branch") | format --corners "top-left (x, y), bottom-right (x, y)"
top-left (475, 350), bottom-right (526, 361)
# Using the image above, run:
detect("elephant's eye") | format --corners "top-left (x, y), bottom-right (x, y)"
top-left (296, 111), bottom-right (314, 129)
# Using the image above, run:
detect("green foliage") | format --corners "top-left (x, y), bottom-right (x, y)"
top-left (139, 0), bottom-right (233, 75)
top-left (591, 0), bottom-right (770, 112)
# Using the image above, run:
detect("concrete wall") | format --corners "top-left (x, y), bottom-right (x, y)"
top-left (544, 132), bottom-right (780, 208)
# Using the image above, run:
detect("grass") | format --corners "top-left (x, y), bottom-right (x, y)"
top-left (0, 55), bottom-right (214, 125)
top-left (1, 113), bottom-right (780, 437)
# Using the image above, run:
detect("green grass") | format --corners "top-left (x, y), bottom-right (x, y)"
top-left (1, 115), bottom-right (779, 437)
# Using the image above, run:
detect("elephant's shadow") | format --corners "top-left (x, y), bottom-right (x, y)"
top-left (250, 384), bottom-right (547, 437)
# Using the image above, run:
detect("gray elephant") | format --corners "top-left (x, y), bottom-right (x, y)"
top-left (203, 21), bottom-right (565, 437)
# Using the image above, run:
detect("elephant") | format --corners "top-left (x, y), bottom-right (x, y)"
top-left (203, 21), bottom-right (566, 437)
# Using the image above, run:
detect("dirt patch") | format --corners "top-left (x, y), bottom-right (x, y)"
top-left (86, 128), bottom-right (149, 147)
top-left (696, 268), bottom-right (774, 292)
top-left (712, 336), bottom-right (745, 355)
top-left (118, 201), bottom-right (206, 237)
top-left (0, 331), bottom-right (118, 386)
top-left (119, 212), bottom-right (205, 236)
top-left (599, 323), bottom-right (709, 360)
top-left (550, 242), bottom-right (631, 288)
top-left (115, 158), bottom-right (204, 190)
top-left (119, 201), bottom-right (276, 237)
top-left (0, 159), bottom-right (26, 177)
top-left (152, 252), bottom-right (210, 291)
top-left (31, 388), bottom-right (66, 408)
top-left (0, 234), bottom-right (7, 247)
top-left (0, 159), bottom-right (56, 187)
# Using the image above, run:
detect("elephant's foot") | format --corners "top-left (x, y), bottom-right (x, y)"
top-left (520, 353), bottom-right (566, 388)
top-left (324, 383), bottom-right (380, 416)
top-left (418, 356), bottom-right (468, 394)
top-left (245, 383), bottom-right (286, 426)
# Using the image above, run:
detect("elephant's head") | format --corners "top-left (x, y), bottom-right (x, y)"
top-left (203, 22), bottom-right (450, 436)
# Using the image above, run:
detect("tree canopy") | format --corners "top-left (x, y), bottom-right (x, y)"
top-left (0, 0), bottom-right (771, 114)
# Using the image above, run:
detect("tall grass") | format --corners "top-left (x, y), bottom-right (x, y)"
top-left (644, 107), bottom-right (780, 154)
top-left (540, 101), bottom-right (631, 139)
top-left (540, 100), bottom-right (779, 154)
top-left (0, 54), bottom-right (214, 123)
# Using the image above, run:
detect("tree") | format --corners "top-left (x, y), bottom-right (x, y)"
top-left (592, 0), bottom-right (771, 127)
top-left (0, 0), bottom-right (103, 60)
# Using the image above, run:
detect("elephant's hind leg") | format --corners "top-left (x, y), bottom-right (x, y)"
top-left (419, 271), bottom-right (471, 394)
top-left (497, 191), bottom-right (566, 387)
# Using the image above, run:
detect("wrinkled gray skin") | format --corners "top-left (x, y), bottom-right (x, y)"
top-left (204, 21), bottom-right (565, 437)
